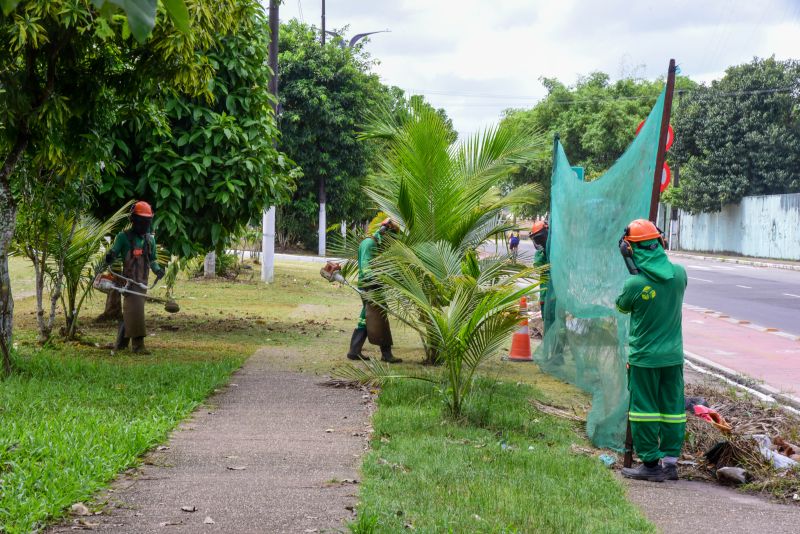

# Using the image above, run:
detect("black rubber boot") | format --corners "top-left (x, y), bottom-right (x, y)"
top-left (131, 337), bottom-right (151, 355)
top-left (662, 462), bottom-right (678, 480)
top-left (346, 329), bottom-right (368, 360)
top-left (114, 321), bottom-right (129, 350)
top-left (380, 345), bottom-right (402, 364)
top-left (621, 463), bottom-right (665, 482)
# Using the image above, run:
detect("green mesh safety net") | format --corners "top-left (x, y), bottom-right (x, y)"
top-left (534, 89), bottom-right (666, 450)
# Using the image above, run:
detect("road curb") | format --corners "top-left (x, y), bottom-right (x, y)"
top-left (669, 251), bottom-right (800, 272)
top-left (684, 350), bottom-right (800, 412)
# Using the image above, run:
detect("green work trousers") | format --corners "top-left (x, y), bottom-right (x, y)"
top-left (628, 364), bottom-right (686, 463)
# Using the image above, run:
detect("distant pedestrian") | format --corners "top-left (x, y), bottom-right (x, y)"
top-left (616, 219), bottom-right (687, 482)
top-left (508, 231), bottom-right (520, 262)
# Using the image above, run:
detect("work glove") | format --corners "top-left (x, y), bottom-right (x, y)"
top-left (155, 268), bottom-right (166, 282)
top-left (103, 252), bottom-right (115, 267)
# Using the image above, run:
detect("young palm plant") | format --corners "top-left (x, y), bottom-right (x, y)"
top-left (362, 101), bottom-right (545, 251)
top-left (59, 203), bottom-right (132, 339)
top-left (334, 102), bottom-right (547, 363)
top-left (339, 240), bottom-right (537, 417)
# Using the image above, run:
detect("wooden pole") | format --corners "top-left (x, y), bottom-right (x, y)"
top-left (648, 59), bottom-right (677, 223)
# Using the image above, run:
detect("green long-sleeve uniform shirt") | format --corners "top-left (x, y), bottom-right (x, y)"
top-left (533, 248), bottom-right (550, 302)
top-left (355, 233), bottom-right (381, 329)
top-left (109, 232), bottom-right (161, 274)
top-left (615, 263), bottom-right (687, 368)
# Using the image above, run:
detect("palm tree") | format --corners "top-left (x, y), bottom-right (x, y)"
top-left (339, 102), bottom-right (546, 363)
top-left (362, 101), bottom-right (545, 252)
top-left (341, 240), bottom-right (536, 417)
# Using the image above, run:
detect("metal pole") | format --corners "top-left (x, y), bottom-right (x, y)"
top-left (648, 59), bottom-right (676, 223)
top-left (317, 0), bottom-right (327, 256)
top-left (262, 0), bottom-right (280, 283)
top-left (318, 0), bottom-right (327, 256)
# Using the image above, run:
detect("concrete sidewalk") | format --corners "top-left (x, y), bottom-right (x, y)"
top-left (625, 477), bottom-right (800, 534)
top-left (52, 348), bottom-right (370, 534)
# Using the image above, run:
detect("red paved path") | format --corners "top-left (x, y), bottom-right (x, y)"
top-left (683, 308), bottom-right (800, 396)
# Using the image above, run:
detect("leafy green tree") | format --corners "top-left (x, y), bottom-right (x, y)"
top-left (0, 0), bottom-right (241, 365)
top-left (276, 20), bottom-right (394, 249)
top-left (669, 57), bottom-right (800, 213)
top-left (500, 72), bottom-right (697, 215)
top-left (96, 1), bottom-right (295, 257)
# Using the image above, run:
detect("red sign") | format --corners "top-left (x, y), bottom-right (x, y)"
top-left (661, 162), bottom-right (671, 192)
top-left (636, 120), bottom-right (674, 152)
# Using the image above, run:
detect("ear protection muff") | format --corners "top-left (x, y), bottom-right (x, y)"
top-left (619, 223), bottom-right (667, 275)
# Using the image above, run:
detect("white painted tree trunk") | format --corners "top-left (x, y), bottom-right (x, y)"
top-left (204, 252), bottom-right (216, 278)
top-left (261, 206), bottom-right (275, 283)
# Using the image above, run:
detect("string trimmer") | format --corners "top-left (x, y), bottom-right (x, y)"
top-left (93, 271), bottom-right (180, 313)
top-left (319, 261), bottom-right (363, 294)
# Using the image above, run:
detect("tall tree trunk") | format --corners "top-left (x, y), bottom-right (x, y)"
top-left (1, 124), bottom-right (31, 374)
top-left (0, 185), bottom-right (17, 375)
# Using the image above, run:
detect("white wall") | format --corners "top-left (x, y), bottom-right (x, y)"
top-left (677, 193), bottom-right (800, 260)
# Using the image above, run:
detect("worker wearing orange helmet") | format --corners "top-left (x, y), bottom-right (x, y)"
top-left (616, 219), bottom-right (687, 482)
top-left (103, 201), bottom-right (165, 354)
top-left (346, 218), bottom-right (402, 364)
top-left (530, 220), bottom-right (553, 330)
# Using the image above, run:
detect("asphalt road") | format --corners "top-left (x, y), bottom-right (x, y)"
top-left (670, 256), bottom-right (800, 336)
top-left (483, 239), bottom-right (800, 336)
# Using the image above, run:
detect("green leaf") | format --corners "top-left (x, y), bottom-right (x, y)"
top-left (112, 0), bottom-right (157, 43)
top-left (163, 0), bottom-right (190, 34)
top-left (1, 0), bottom-right (20, 16)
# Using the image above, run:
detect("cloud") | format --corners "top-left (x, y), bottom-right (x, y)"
top-left (275, 0), bottom-right (800, 138)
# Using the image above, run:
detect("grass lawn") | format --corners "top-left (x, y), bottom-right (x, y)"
top-left (2, 257), bottom-right (649, 532)
top-left (352, 379), bottom-right (654, 533)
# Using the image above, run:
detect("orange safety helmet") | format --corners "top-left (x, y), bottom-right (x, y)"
top-left (622, 219), bottom-right (662, 243)
top-left (531, 220), bottom-right (548, 235)
top-left (131, 201), bottom-right (154, 218)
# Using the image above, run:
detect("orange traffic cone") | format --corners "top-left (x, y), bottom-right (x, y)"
top-left (509, 297), bottom-right (532, 362)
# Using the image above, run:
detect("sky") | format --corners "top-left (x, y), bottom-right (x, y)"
top-left (276, 0), bottom-right (800, 137)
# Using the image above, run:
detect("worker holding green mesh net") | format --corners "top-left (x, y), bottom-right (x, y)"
top-left (616, 219), bottom-right (687, 482)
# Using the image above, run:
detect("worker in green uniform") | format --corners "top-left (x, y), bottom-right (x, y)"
top-left (104, 201), bottom-right (165, 354)
top-left (616, 219), bottom-right (687, 482)
top-left (531, 220), bottom-right (553, 331)
top-left (346, 218), bottom-right (402, 363)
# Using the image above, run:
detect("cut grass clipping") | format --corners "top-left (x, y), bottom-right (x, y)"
top-left (351, 378), bottom-right (655, 533)
top-left (0, 349), bottom-right (240, 534)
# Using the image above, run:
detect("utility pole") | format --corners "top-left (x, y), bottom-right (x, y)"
top-left (318, 0), bottom-right (327, 257)
top-left (262, 0), bottom-right (280, 283)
